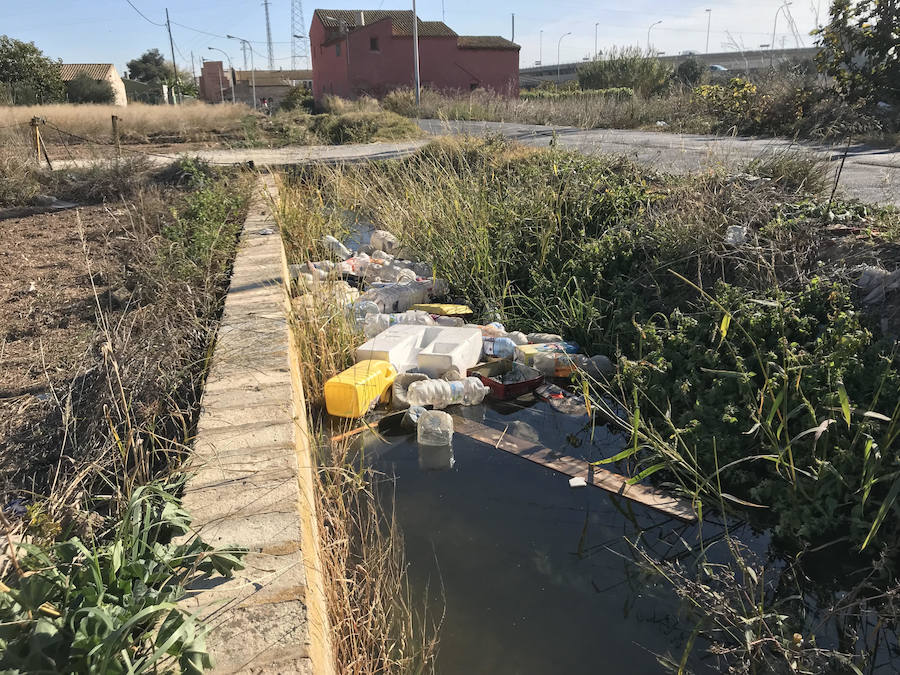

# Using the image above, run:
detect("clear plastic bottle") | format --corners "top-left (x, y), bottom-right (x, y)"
top-left (350, 300), bottom-right (380, 329)
top-left (506, 331), bottom-right (529, 345)
top-left (482, 336), bottom-right (517, 359)
top-left (417, 410), bottom-right (453, 446)
top-left (363, 310), bottom-right (435, 338)
top-left (527, 332), bottom-right (563, 344)
top-left (322, 235), bottom-right (351, 260)
top-left (407, 377), bottom-right (487, 408)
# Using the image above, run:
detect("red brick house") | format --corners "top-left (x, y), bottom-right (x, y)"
top-left (310, 9), bottom-right (519, 101)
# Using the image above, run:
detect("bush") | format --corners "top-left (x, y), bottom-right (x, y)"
top-left (308, 110), bottom-right (421, 144)
top-left (577, 45), bottom-right (672, 96)
top-left (279, 84), bottom-right (313, 113)
top-left (675, 56), bottom-right (704, 86)
top-left (65, 72), bottom-right (115, 104)
top-left (520, 87), bottom-right (633, 101)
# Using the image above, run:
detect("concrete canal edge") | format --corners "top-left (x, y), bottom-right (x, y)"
top-left (179, 174), bottom-right (334, 674)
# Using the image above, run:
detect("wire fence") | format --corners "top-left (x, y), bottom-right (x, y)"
top-left (3, 116), bottom-right (244, 167)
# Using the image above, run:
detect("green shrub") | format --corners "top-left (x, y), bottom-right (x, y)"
top-left (309, 110), bottom-right (421, 144)
top-left (675, 56), bottom-right (704, 86)
top-left (279, 83), bottom-right (314, 113)
top-left (65, 72), bottom-right (115, 104)
top-left (0, 483), bottom-right (245, 673)
top-left (577, 45), bottom-right (672, 96)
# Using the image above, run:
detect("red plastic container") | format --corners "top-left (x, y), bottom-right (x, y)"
top-left (467, 359), bottom-right (544, 400)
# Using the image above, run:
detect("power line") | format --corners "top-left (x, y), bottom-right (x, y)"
top-left (123, 0), bottom-right (166, 27)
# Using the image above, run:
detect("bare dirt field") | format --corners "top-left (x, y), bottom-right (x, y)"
top-left (0, 205), bottom-right (132, 490)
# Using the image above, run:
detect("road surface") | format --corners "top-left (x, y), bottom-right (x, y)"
top-left (56, 121), bottom-right (899, 205)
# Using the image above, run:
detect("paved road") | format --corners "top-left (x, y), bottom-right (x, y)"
top-left (418, 119), bottom-right (900, 206)
top-left (56, 121), bottom-right (899, 205)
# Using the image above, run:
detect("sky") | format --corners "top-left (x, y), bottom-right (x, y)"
top-left (1, 0), bottom-right (826, 76)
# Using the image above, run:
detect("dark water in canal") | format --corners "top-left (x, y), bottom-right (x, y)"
top-left (358, 397), bottom-right (767, 675)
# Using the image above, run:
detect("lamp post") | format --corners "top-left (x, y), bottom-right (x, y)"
top-left (704, 9), bottom-right (711, 53)
top-left (557, 31), bottom-right (571, 84)
top-left (647, 20), bottom-right (662, 52)
top-left (226, 34), bottom-right (256, 109)
top-left (207, 47), bottom-right (236, 103)
top-left (594, 23), bottom-right (599, 60)
top-left (539, 29), bottom-right (543, 65)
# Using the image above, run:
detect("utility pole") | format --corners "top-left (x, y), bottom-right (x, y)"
top-left (704, 9), bottom-right (711, 54)
top-left (511, 13), bottom-right (515, 42)
top-left (539, 29), bottom-right (543, 65)
top-left (262, 0), bottom-right (275, 69)
top-left (441, 0), bottom-right (445, 22)
top-left (412, 0), bottom-right (421, 106)
top-left (240, 41), bottom-right (248, 70)
top-left (228, 35), bottom-right (256, 109)
top-left (165, 8), bottom-right (179, 104)
top-left (190, 50), bottom-right (197, 81)
top-left (594, 22), bottom-right (599, 59)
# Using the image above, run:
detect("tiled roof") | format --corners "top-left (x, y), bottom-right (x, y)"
top-left (59, 64), bottom-right (116, 81)
top-left (457, 36), bottom-right (520, 50)
top-left (314, 9), bottom-right (457, 37)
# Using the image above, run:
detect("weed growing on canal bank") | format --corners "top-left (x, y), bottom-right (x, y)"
top-left (281, 137), bottom-right (900, 670)
top-left (1, 158), bottom-right (254, 668)
top-left (279, 181), bottom-right (440, 673)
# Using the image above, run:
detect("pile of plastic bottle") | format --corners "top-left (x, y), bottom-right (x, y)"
top-left (295, 229), bottom-right (614, 453)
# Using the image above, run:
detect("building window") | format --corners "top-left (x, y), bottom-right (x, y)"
top-left (336, 42), bottom-right (341, 56)
top-left (370, 37), bottom-right (379, 51)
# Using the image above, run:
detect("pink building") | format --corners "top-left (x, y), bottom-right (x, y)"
top-left (310, 9), bottom-right (519, 101)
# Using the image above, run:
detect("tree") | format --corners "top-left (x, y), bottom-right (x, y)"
top-left (814, 0), bottom-right (900, 103)
top-left (126, 48), bottom-right (173, 85)
top-left (65, 72), bottom-right (115, 104)
top-left (0, 35), bottom-right (64, 104)
top-left (676, 56), bottom-right (704, 86)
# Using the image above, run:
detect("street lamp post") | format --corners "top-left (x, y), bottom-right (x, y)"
top-left (704, 9), bottom-right (711, 54)
top-left (226, 34), bottom-right (256, 109)
top-left (208, 47), bottom-right (236, 103)
top-left (647, 20), bottom-right (662, 53)
top-left (594, 23), bottom-right (599, 60)
top-left (557, 31), bottom-right (571, 84)
top-left (539, 29), bottom-right (543, 65)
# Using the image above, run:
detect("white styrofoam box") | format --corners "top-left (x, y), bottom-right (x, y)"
top-left (356, 324), bottom-right (429, 373)
top-left (416, 326), bottom-right (483, 377)
top-left (355, 325), bottom-right (483, 377)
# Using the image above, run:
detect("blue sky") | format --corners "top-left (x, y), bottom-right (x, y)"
top-left (2, 0), bottom-right (825, 75)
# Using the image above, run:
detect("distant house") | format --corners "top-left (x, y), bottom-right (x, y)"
top-left (59, 64), bottom-right (127, 106)
top-left (310, 9), bottom-right (519, 101)
top-left (199, 61), bottom-right (312, 108)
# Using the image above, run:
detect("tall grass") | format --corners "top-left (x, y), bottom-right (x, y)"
top-left (0, 102), bottom-right (252, 143)
top-left (278, 176), bottom-right (440, 672)
top-left (278, 137), bottom-right (900, 670)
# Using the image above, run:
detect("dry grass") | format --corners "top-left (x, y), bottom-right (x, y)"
top-left (278, 175), bottom-right (440, 673)
top-left (0, 102), bottom-right (253, 144)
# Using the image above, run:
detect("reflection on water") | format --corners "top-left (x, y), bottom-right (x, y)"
top-left (361, 398), bottom-right (764, 674)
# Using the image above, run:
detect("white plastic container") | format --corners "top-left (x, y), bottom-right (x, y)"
top-left (356, 324), bottom-right (429, 373)
top-left (363, 311), bottom-right (435, 338)
top-left (416, 326), bottom-right (483, 377)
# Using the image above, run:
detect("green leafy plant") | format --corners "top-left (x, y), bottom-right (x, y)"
top-left (0, 482), bottom-right (246, 673)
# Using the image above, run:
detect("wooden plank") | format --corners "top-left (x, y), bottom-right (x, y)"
top-left (453, 416), bottom-right (697, 522)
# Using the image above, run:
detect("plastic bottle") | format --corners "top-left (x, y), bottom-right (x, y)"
top-left (322, 235), bottom-right (351, 260)
top-left (351, 301), bottom-right (380, 329)
top-left (417, 410), bottom-right (453, 446)
top-left (527, 332), bottom-right (563, 344)
top-left (407, 377), bottom-right (487, 409)
top-left (480, 322), bottom-right (507, 338)
top-left (363, 310), bottom-right (435, 338)
top-left (482, 336), bottom-right (517, 359)
top-left (370, 229), bottom-right (400, 254)
top-left (507, 331), bottom-right (529, 345)
top-left (435, 315), bottom-right (465, 327)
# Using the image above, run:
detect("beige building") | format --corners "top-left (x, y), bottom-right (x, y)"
top-left (199, 62), bottom-right (312, 107)
top-left (59, 64), bottom-right (128, 106)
